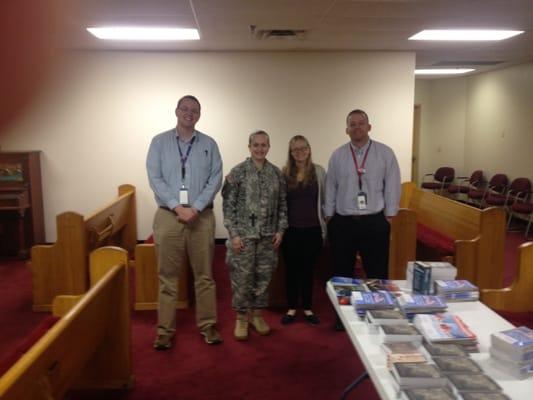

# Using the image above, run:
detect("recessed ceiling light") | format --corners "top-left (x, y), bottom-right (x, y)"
top-left (415, 69), bottom-right (475, 75)
top-left (86, 26), bottom-right (200, 41)
top-left (409, 30), bottom-right (523, 41)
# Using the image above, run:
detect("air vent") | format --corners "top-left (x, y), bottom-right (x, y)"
top-left (250, 25), bottom-right (306, 40)
top-left (432, 60), bottom-right (504, 66)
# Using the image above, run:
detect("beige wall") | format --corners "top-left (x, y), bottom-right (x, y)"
top-left (1, 50), bottom-right (415, 240)
top-left (465, 63), bottom-right (533, 182)
top-left (415, 62), bottom-right (533, 188)
top-left (414, 77), bottom-right (467, 183)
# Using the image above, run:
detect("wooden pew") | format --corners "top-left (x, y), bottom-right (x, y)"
top-left (397, 182), bottom-right (506, 289)
top-left (0, 247), bottom-right (133, 399)
top-left (388, 208), bottom-right (417, 279)
top-left (133, 243), bottom-right (189, 310)
top-left (480, 242), bottom-right (533, 311)
top-left (30, 184), bottom-right (137, 311)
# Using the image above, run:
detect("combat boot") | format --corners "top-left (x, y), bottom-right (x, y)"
top-left (234, 312), bottom-right (249, 341)
top-left (249, 309), bottom-right (271, 335)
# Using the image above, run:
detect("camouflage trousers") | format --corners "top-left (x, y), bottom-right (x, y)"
top-left (226, 236), bottom-right (278, 313)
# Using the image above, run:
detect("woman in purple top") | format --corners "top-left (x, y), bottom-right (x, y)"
top-left (280, 135), bottom-right (326, 325)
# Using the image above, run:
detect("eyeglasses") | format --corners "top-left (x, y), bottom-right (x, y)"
top-left (290, 146), bottom-right (309, 153)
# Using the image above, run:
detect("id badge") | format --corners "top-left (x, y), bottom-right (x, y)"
top-left (356, 192), bottom-right (367, 210)
top-left (179, 188), bottom-right (189, 205)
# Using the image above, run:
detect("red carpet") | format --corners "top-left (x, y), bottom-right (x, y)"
top-left (0, 236), bottom-right (531, 399)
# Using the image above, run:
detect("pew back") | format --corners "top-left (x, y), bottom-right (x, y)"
top-left (0, 247), bottom-right (132, 399)
top-left (399, 182), bottom-right (506, 289)
top-left (481, 242), bottom-right (533, 312)
top-left (30, 185), bottom-right (136, 311)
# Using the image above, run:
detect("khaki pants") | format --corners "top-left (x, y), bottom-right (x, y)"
top-left (153, 207), bottom-right (217, 335)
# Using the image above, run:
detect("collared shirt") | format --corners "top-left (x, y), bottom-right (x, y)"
top-left (325, 139), bottom-right (401, 217)
top-left (146, 128), bottom-right (222, 211)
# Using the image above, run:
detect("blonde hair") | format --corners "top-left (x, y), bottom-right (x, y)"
top-left (248, 130), bottom-right (270, 145)
top-left (283, 135), bottom-right (316, 190)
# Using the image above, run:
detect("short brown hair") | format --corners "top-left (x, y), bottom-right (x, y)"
top-left (346, 109), bottom-right (369, 124)
top-left (177, 95), bottom-right (201, 111)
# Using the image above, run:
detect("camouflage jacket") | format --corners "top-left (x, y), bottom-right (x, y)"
top-left (222, 158), bottom-right (288, 239)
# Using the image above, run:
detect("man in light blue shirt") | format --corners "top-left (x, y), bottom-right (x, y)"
top-left (325, 108), bottom-right (401, 298)
top-left (147, 95), bottom-right (223, 349)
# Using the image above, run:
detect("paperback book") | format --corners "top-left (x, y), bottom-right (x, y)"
top-left (490, 326), bottom-right (533, 362)
top-left (434, 280), bottom-right (479, 302)
top-left (379, 324), bottom-right (423, 344)
top-left (423, 342), bottom-right (468, 358)
top-left (391, 362), bottom-right (448, 389)
top-left (366, 309), bottom-right (408, 325)
top-left (400, 387), bottom-right (456, 400)
top-left (447, 373), bottom-right (502, 394)
top-left (382, 342), bottom-right (426, 368)
top-left (407, 261), bottom-right (457, 294)
top-left (489, 347), bottom-right (533, 380)
top-left (396, 293), bottom-right (448, 315)
top-left (351, 290), bottom-right (396, 317)
top-left (460, 393), bottom-right (512, 400)
top-left (414, 313), bottom-right (478, 350)
top-left (412, 262), bottom-right (432, 294)
top-left (432, 356), bottom-right (483, 375)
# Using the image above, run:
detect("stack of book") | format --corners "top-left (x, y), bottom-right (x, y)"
top-left (330, 276), bottom-right (368, 305)
top-left (351, 290), bottom-right (396, 317)
top-left (390, 362), bottom-right (448, 391)
top-left (365, 309), bottom-right (408, 333)
top-left (447, 373), bottom-right (504, 397)
top-left (381, 342), bottom-right (426, 369)
top-left (379, 324), bottom-right (423, 345)
top-left (432, 355), bottom-right (483, 375)
top-left (407, 261), bottom-right (457, 294)
top-left (490, 326), bottom-right (533, 379)
top-left (434, 279), bottom-right (479, 302)
top-left (423, 342), bottom-right (468, 358)
top-left (400, 387), bottom-right (456, 400)
top-left (396, 293), bottom-right (448, 319)
top-left (413, 313), bottom-right (479, 353)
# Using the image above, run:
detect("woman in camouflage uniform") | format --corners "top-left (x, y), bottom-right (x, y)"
top-left (222, 130), bottom-right (288, 341)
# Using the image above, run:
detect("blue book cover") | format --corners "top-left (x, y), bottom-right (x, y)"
top-left (494, 326), bottom-right (533, 349)
top-left (331, 276), bottom-right (364, 285)
top-left (398, 294), bottom-right (447, 310)
top-left (351, 290), bottom-right (396, 308)
top-left (434, 280), bottom-right (478, 292)
top-left (412, 263), bottom-right (432, 294)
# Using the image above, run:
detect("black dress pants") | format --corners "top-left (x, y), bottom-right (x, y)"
top-left (327, 212), bottom-right (390, 279)
top-left (281, 226), bottom-right (323, 309)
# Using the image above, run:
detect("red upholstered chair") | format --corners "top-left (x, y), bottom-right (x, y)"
top-left (467, 173), bottom-right (508, 208)
top-left (486, 177), bottom-right (531, 210)
top-left (447, 170), bottom-right (483, 201)
top-left (508, 198), bottom-right (533, 238)
top-left (421, 167), bottom-right (455, 194)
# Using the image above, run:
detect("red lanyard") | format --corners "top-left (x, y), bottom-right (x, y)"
top-left (349, 140), bottom-right (372, 191)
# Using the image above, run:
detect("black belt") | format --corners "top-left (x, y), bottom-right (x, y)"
top-left (335, 211), bottom-right (383, 220)
top-left (160, 204), bottom-right (213, 213)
